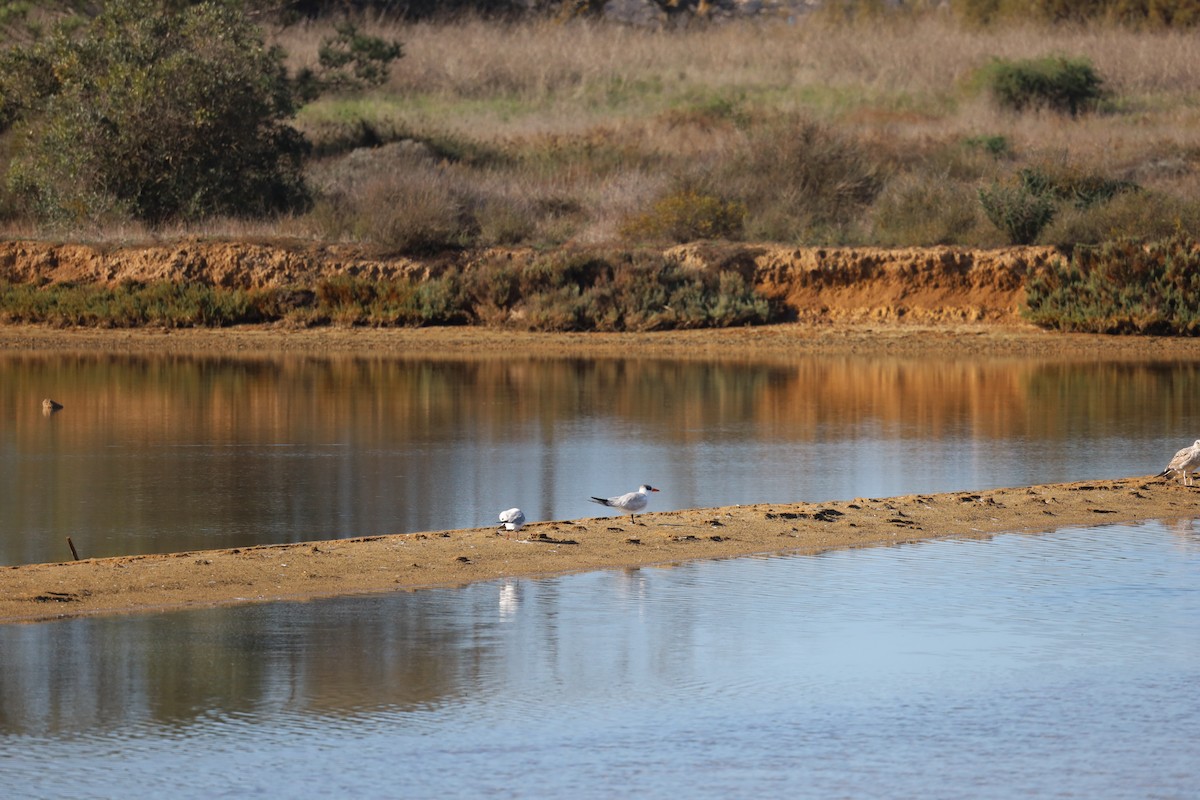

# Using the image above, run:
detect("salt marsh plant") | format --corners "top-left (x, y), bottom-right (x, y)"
top-left (1024, 235), bottom-right (1200, 334)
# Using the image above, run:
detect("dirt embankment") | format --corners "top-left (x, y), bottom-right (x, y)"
top-left (0, 240), bottom-right (1064, 324)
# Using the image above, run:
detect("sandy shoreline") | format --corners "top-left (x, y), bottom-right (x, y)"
top-left (3, 475), bottom-right (1196, 624)
top-left (6, 320), bottom-right (1200, 360)
top-left (4, 322), bottom-right (1200, 623)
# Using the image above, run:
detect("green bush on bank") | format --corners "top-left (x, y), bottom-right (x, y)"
top-left (1024, 235), bottom-right (1200, 334)
top-left (0, 282), bottom-right (272, 327)
top-left (0, 254), bottom-right (775, 331)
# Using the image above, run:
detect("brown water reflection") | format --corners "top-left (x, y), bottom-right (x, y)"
top-left (2, 353), bottom-right (1199, 564)
top-left (0, 587), bottom-right (480, 733)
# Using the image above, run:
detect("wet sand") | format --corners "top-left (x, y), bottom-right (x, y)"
top-left (3, 475), bottom-right (1195, 623)
top-left (4, 322), bottom-right (1200, 623)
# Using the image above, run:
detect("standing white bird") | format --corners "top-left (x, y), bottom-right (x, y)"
top-left (498, 508), bottom-right (526, 537)
top-left (1157, 440), bottom-right (1200, 486)
top-left (589, 485), bottom-right (660, 524)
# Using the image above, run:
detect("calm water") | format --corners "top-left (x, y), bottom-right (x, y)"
top-left (4, 352), bottom-right (1200, 565)
top-left (2, 521), bottom-right (1198, 799)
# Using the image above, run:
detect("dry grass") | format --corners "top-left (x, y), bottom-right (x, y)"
top-left (269, 13), bottom-right (1200, 249)
top-left (7, 12), bottom-right (1200, 248)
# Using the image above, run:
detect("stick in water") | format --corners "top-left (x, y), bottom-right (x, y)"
top-left (67, 537), bottom-right (80, 561)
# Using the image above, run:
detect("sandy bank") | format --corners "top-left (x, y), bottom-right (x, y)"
top-left (3, 476), bottom-right (1196, 624)
top-left (7, 319), bottom-right (1200, 362)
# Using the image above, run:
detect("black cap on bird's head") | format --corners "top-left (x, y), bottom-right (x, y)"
top-left (639, 485), bottom-right (660, 492)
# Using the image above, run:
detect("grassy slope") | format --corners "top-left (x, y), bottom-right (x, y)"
top-left (4, 13), bottom-right (1198, 251)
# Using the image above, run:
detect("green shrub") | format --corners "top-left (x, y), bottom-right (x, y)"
top-left (0, 281), bottom-right (275, 327)
top-left (0, 252), bottom-right (775, 330)
top-left (463, 250), bottom-right (772, 330)
top-left (313, 275), bottom-right (469, 325)
top-left (1024, 234), bottom-right (1200, 334)
top-left (978, 175), bottom-right (1057, 244)
top-left (980, 163), bottom-right (1142, 244)
top-left (975, 56), bottom-right (1105, 116)
top-left (1, 0), bottom-right (403, 226)
top-left (5, 1), bottom-right (313, 225)
top-left (314, 21), bottom-right (404, 91)
top-left (1017, 165), bottom-right (1138, 210)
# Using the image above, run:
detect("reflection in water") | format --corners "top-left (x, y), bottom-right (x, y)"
top-left (0, 522), bottom-right (1197, 798)
top-left (3, 352), bottom-right (1200, 563)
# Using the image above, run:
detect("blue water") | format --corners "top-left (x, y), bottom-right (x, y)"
top-left (3, 521), bottom-right (1198, 799)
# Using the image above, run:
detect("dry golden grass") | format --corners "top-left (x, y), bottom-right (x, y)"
top-left (274, 13), bottom-right (1200, 247)
top-left (8, 12), bottom-right (1199, 248)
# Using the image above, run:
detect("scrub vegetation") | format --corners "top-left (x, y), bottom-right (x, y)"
top-left (1, 1), bottom-right (1200, 332)
top-left (1024, 234), bottom-right (1200, 334)
top-left (0, 250), bottom-right (773, 330)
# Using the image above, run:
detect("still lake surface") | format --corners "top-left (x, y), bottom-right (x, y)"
top-left (2, 351), bottom-right (1200, 797)
top-left (3, 351), bottom-right (1200, 564)
top-left (2, 522), bottom-right (1198, 798)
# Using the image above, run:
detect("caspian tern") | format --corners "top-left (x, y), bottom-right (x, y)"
top-left (589, 485), bottom-right (660, 524)
top-left (1157, 439), bottom-right (1200, 486)
top-left (498, 507), bottom-right (526, 536)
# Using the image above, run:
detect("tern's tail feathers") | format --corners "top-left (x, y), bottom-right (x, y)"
top-left (589, 496), bottom-right (610, 507)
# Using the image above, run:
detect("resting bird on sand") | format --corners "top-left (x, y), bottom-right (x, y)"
top-left (1157, 439), bottom-right (1200, 486)
top-left (589, 485), bottom-right (659, 524)
top-left (498, 508), bottom-right (526, 537)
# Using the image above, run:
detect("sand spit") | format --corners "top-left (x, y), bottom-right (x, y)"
top-left (3, 476), bottom-right (1195, 624)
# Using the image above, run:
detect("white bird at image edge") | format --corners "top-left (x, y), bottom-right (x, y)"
top-left (498, 508), bottom-right (526, 535)
top-left (589, 485), bottom-right (660, 523)
top-left (1157, 439), bottom-right (1200, 486)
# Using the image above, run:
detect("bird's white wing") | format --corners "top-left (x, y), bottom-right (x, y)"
top-left (1168, 447), bottom-right (1194, 470)
top-left (615, 491), bottom-right (647, 511)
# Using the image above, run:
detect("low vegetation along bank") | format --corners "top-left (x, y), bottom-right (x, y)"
top-left (4, 236), bottom-right (1200, 333)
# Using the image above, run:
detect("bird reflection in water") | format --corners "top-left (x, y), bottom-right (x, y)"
top-left (499, 581), bottom-right (520, 618)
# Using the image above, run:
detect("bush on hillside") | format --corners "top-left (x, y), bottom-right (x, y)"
top-left (978, 175), bottom-right (1057, 245)
top-left (1041, 190), bottom-right (1200, 246)
top-left (0, 0), bottom-right (402, 226)
top-left (979, 164), bottom-right (1138, 244)
top-left (975, 56), bottom-right (1105, 116)
top-left (4, 1), bottom-right (311, 224)
top-left (620, 189), bottom-right (746, 243)
top-left (722, 118), bottom-right (884, 244)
